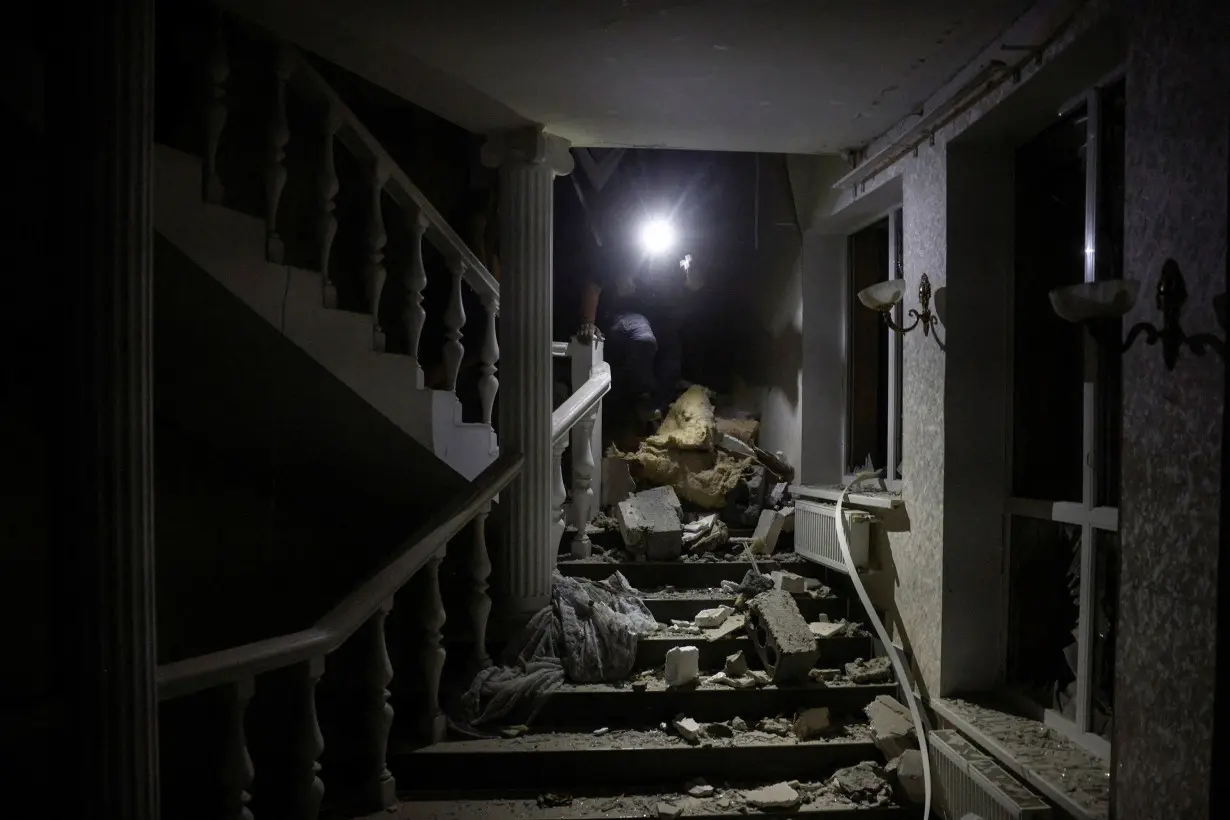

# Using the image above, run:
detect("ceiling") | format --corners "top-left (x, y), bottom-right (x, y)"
top-left (223, 0), bottom-right (1037, 154)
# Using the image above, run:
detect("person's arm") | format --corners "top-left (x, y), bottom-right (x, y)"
top-left (581, 280), bottom-right (602, 326)
top-left (577, 277), bottom-right (604, 342)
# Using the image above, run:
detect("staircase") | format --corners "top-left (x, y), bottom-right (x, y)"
top-left (155, 6), bottom-right (500, 480)
top-left (385, 554), bottom-right (910, 819)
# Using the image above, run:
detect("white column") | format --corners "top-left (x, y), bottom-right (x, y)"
top-left (481, 127), bottom-right (573, 615)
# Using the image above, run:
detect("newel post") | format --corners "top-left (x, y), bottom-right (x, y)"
top-left (569, 337), bottom-right (604, 528)
top-left (481, 126), bottom-right (573, 618)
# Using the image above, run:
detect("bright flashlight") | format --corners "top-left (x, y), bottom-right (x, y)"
top-left (639, 218), bottom-right (676, 256)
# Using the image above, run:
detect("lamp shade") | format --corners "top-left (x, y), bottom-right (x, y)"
top-left (1049, 279), bottom-right (1140, 323)
top-left (857, 279), bottom-right (907, 312)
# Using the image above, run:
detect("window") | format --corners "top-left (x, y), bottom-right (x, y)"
top-left (1004, 77), bottom-right (1124, 759)
top-left (846, 208), bottom-right (904, 484)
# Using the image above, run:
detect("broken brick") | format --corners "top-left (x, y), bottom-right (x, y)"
top-left (744, 589), bottom-right (820, 683)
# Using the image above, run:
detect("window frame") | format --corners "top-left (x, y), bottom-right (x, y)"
top-left (842, 206), bottom-right (905, 490)
top-left (1002, 72), bottom-right (1125, 763)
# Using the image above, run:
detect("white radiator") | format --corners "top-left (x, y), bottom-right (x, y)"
top-left (793, 499), bottom-right (872, 573)
top-left (930, 730), bottom-right (1052, 820)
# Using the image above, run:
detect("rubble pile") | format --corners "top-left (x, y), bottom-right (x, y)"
top-left (607, 385), bottom-right (797, 533)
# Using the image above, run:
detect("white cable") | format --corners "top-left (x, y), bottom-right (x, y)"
top-left (835, 472), bottom-right (932, 819)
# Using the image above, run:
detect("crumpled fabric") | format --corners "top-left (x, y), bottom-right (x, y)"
top-left (457, 569), bottom-right (657, 729)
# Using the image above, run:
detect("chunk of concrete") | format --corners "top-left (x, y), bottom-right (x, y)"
top-left (665, 646), bottom-right (700, 688)
top-left (864, 694), bottom-right (916, 759)
top-left (744, 589), bottom-right (820, 683)
top-left (705, 613), bottom-right (745, 641)
top-left (602, 456), bottom-right (636, 507)
top-left (743, 782), bottom-right (800, 810)
top-left (811, 621), bottom-right (845, 639)
top-left (694, 605), bottom-right (733, 628)
top-left (724, 650), bottom-right (749, 676)
top-left (846, 655), bottom-right (894, 684)
top-left (752, 508), bottom-right (786, 553)
top-left (771, 570), bottom-right (808, 593)
top-left (687, 780), bottom-right (715, 798)
top-left (778, 505), bottom-right (796, 532)
top-left (672, 716), bottom-right (702, 744)
top-left (656, 802), bottom-right (684, 818)
top-left (616, 486), bottom-right (684, 560)
top-left (888, 750), bottom-right (926, 805)
top-left (793, 706), bottom-right (832, 739)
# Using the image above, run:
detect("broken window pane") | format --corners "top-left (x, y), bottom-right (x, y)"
top-left (1091, 529), bottom-right (1119, 739)
top-left (1006, 516), bottom-right (1082, 715)
top-left (1012, 104), bottom-right (1088, 502)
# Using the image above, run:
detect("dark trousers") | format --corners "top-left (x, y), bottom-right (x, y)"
top-left (605, 311), bottom-right (683, 413)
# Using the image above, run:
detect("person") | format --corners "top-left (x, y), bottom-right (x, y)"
top-left (578, 250), bottom-right (702, 424)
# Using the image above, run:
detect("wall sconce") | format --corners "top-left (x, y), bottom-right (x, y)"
top-left (1048, 259), bottom-right (1226, 370)
top-left (858, 272), bottom-right (940, 337)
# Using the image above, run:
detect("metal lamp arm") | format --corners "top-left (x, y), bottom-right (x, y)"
top-left (883, 310), bottom-right (919, 335)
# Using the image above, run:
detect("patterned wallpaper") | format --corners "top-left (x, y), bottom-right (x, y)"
top-left (1113, 0), bottom-right (1227, 816)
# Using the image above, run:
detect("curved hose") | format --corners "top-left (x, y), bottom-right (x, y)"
top-left (835, 473), bottom-right (932, 818)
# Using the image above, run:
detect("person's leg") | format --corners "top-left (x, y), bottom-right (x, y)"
top-left (606, 312), bottom-right (658, 403)
top-left (651, 313), bottom-right (684, 414)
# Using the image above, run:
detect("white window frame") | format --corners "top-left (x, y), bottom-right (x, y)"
top-left (842, 206), bottom-right (905, 491)
top-left (1003, 74), bottom-right (1124, 763)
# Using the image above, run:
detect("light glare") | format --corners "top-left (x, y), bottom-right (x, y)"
top-left (640, 219), bottom-right (676, 255)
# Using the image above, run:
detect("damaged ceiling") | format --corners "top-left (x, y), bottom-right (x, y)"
top-left (219, 0), bottom-right (1036, 154)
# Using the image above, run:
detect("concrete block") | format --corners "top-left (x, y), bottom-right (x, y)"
top-left (724, 650), bottom-right (748, 676)
top-left (779, 505), bottom-right (796, 532)
top-left (616, 486), bottom-right (683, 560)
top-left (864, 694), bottom-right (916, 759)
top-left (664, 645), bottom-right (699, 688)
top-left (672, 716), bottom-right (702, 743)
top-left (602, 456), bottom-right (636, 507)
top-left (752, 508), bottom-right (785, 553)
top-left (744, 589), bottom-right (819, 683)
top-left (811, 621), bottom-right (845, 639)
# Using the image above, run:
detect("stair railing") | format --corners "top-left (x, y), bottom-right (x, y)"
top-left (156, 451), bottom-right (522, 819)
top-left (551, 339), bottom-right (610, 558)
top-left (202, 14), bottom-right (501, 425)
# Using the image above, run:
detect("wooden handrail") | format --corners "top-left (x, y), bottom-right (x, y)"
top-left (552, 362), bottom-right (611, 445)
top-left (285, 47), bottom-right (500, 306)
top-left (156, 451), bottom-right (523, 700)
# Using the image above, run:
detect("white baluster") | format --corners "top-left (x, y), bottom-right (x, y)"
top-left (478, 296), bottom-right (499, 425)
top-left (551, 437), bottom-right (568, 557)
top-left (420, 550), bottom-right (447, 743)
top-left (365, 162), bottom-right (389, 352)
top-left (217, 678), bottom-right (255, 820)
top-left (266, 657), bottom-right (325, 820)
top-left (358, 599), bottom-right (397, 809)
top-left (402, 210), bottom-right (429, 377)
top-left (265, 43), bottom-right (294, 264)
top-left (318, 105), bottom-right (342, 308)
top-left (442, 259), bottom-right (467, 391)
top-left (202, 13), bottom-right (229, 204)
top-left (469, 504), bottom-right (493, 670)
top-left (570, 410), bottom-right (597, 558)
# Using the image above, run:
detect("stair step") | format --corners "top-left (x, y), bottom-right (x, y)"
top-left (643, 593), bottom-right (846, 623)
top-left (386, 792), bottom-right (907, 819)
top-left (558, 559), bottom-right (824, 589)
top-left (392, 727), bottom-right (878, 791)
top-left (637, 634), bottom-right (871, 671)
top-left (531, 681), bottom-right (896, 727)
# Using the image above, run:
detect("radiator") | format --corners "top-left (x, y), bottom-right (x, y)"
top-left (930, 730), bottom-right (1052, 820)
top-left (793, 499), bottom-right (872, 573)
